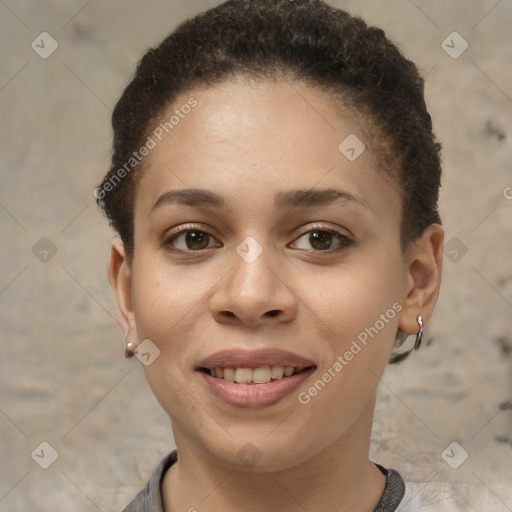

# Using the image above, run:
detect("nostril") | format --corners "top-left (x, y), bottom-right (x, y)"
top-left (266, 310), bottom-right (280, 317)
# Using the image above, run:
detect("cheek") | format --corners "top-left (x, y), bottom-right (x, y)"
top-left (292, 271), bottom-right (402, 450)
top-left (130, 261), bottom-right (209, 420)
top-left (295, 258), bottom-right (403, 348)
top-left (304, 255), bottom-right (402, 381)
top-left (131, 255), bottom-right (211, 346)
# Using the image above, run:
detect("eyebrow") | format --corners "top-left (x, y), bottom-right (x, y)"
top-left (149, 187), bottom-right (371, 214)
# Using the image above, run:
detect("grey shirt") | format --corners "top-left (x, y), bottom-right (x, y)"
top-left (122, 450), bottom-right (405, 512)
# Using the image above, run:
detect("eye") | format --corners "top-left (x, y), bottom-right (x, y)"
top-left (290, 225), bottom-right (354, 253)
top-left (163, 224), bottom-right (222, 252)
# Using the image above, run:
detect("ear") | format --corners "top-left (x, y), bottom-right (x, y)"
top-left (108, 238), bottom-right (138, 348)
top-left (398, 223), bottom-right (445, 335)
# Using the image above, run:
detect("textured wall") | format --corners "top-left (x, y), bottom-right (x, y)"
top-left (0, 1), bottom-right (511, 510)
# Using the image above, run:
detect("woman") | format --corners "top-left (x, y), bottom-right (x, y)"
top-left (96, 1), bottom-right (444, 510)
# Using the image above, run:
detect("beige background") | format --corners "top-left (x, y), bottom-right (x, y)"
top-left (1, 0), bottom-right (511, 510)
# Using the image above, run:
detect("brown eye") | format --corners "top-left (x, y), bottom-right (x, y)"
top-left (164, 227), bottom-right (221, 252)
top-left (291, 227), bottom-right (354, 253)
top-left (309, 230), bottom-right (334, 251)
top-left (182, 231), bottom-right (210, 250)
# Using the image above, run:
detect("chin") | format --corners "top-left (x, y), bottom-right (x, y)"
top-left (198, 431), bottom-right (320, 473)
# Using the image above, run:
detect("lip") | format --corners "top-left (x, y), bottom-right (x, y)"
top-left (200, 367), bottom-right (316, 408)
top-left (196, 348), bottom-right (317, 408)
top-left (197, 348), bottom-right (316, 370)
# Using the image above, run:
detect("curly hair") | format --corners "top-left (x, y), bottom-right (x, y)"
top-left (96, 0), bottom-right (442, 363)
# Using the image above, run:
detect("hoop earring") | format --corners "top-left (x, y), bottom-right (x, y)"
top-left (414, 315), bottom-right (423, 350)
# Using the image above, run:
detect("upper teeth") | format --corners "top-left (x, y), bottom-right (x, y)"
top-left (209, 365), bottom-right (299, 384)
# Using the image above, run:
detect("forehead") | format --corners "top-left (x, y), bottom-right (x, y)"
top-left (134, 77), bottom-right (400, 223)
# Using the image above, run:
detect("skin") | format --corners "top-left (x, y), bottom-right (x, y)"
top-left (109, 76), bottom-right (444, 512)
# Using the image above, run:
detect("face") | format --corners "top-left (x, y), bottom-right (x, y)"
top-left (113, 77), bottom-right (427, 472)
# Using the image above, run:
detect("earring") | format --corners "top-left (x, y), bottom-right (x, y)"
top-left (125, 341), bottom-right (135, 358)
top-left (414, 315), bottom-right (423, 350)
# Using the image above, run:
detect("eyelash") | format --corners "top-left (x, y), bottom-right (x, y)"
top-left (162, 223), bottom-right (354, 256)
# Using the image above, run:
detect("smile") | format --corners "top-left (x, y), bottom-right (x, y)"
top-left (200, 365), bottom-right (311, 384)
top-left (197, 348), bottom-right (317, 408)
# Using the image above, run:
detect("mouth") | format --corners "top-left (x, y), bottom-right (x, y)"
top-left (198, 365), bottom-right (315, 384)
top-left (196, 348), bottom-right (317, 408)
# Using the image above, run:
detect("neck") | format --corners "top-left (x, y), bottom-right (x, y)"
top-left (162, 394), bottom-right (386, 512)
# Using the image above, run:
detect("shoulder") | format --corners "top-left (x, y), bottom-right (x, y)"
top-left (373, 463), bottom-right (406, 512)
top-left (121, 450), bottom-right (178, 512)
top-left (399, 479), bottom-right (512, 511)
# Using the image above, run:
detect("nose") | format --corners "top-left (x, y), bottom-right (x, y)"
top-left (209, 244), bottom-right (298, 329)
